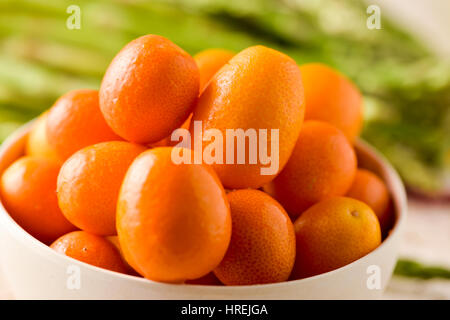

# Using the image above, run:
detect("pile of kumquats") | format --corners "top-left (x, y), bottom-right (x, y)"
top-left (0, 34), bottom-right (394, 285)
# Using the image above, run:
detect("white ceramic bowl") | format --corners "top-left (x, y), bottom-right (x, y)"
top-left (0, 123), bottom-right (407, 299)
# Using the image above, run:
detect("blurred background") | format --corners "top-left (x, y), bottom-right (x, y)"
top-left (0, 0), bottom-right (449, 298)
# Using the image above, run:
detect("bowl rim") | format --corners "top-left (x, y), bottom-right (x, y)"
top-left (0, 122), bottom-right (407, 292)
